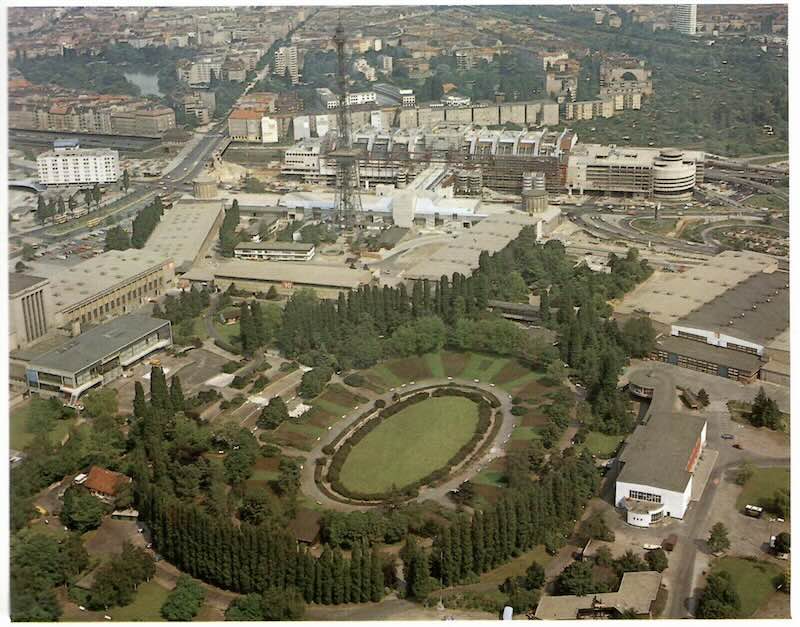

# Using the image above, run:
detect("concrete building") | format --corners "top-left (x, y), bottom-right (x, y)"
top-left (616, 370), bottom-right (707, 526)
top-left (564, 99), bottom-right (615, 121)
top-left (143, 200), bottom-right (225, 271)
top-left (26, 315), bottom-right (172, 402)
top-left (535, 572), bottom-right (662, 619)
top-left (672, 4), bottom-right (698, 35)
top-left (566, 144), bottom-right (703, 199)
top-left (10, 273), bottom-right (53, 351)
top-left (182, 261), bottom-right (373, 298)
top-left (37, 141), bottom-right (119, 187)
top-left (233, 241), bottom-right (315, 262)
top-left (193, 172), bottom-right (218, 199)
top-left (228, 108), bottom-right (266, 142)
top-left (273, 45), bottom-right (299, 84)
top-left (48, 249), bottom-right (175, 330)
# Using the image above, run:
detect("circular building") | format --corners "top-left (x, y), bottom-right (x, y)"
top-left (522, 189), bottom-right (548, 214)
top-left (628, 369), bottom-right (657, 399)
top-left (652, 148), bottom-right (695, 201)
top-left (193, 172), bottom-right (218, 199)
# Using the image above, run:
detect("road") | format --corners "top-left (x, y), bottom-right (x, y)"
top-left (298, 378), bottom-right (516, 512)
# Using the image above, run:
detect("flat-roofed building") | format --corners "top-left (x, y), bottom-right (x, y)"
top-left (183, 261), bottom-right (372, 298)
top-left (37, 144), bottom-right (119, 187)
top-left (143, 200), bottom-right (225, 271)
top-left (10, 273), bottom-right (53, 351)
top-left (49, 249), bottom-right (175, 330)
top-left (234, 241), bottom-right (315, 262)
top-left (534, 572), bottom-right (662, 619)
top-left (615, 370), bottom-right (707, 526)
top-left (26, 314), bottom-right (172, 402)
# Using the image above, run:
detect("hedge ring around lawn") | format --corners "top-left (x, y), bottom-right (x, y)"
top-left (321, 384), bottom-right (502, 504)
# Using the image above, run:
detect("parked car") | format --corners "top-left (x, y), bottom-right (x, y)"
top-left (721, 433), bottom-right (735, 440)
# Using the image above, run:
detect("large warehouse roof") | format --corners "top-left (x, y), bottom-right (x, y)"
top-left (674, 270), bottom-right (789, 347)
top-left (29, 315), bottom-right (170, 375)
top-left (144, 200), bottom-right (224, 267)
top-left (618, 409), bottom-right (706, 493)
top-left (614, 251), bottom-right (779, 325)
top-left (49, 250), bottom-right (172, 313)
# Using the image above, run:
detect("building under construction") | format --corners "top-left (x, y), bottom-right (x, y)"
top-left (281, 124), bottom-right (576, 195)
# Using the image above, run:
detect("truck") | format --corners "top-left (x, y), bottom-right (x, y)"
top-left (745, 504), bottom-right (764, 518)
top-left (662, 534), bottom-right (678, 552)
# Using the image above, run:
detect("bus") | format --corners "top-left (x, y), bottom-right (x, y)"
top-left (744, 504), bottom-right (764, 518)
top-left (86, 217), bottom-right (103, 229)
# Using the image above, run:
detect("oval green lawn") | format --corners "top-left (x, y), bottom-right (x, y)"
top-left (338, 396), bottom-right (480, 495)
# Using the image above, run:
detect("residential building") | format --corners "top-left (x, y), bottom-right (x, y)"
top-left (26, 314), bottom-right (173, 402)
top-left (673, 4), bottom-right (697, 35)
top-left (9, 274), bottom-right (53, 351)
top-left (234, 241), bottom-right (316, 262)
top-left (37, 142), bottom-right (119, 187)
top-left (83, 466), bottom-right (132, 503)
top-left (273, 45), bottom-right (299, 84)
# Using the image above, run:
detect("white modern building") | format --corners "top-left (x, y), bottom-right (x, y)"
top-left (615, 370), bottom-right (708, 527)
top-left (273, 46), bottom-right (299, 84)
top-left (672, 4), bottom-right (697, 35)
top-left (325, 91), bottom-right (377, 109)
top-left (233, 241), bottom-right (316, 262)
top-left (37, 140), bottom-right (119, 187)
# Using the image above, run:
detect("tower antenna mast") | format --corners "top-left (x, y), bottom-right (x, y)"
top-left (331, 14), bottom-right (362, 228)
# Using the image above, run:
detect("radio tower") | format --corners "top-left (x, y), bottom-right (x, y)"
top-left (330, 17), bottom-right (362, 228)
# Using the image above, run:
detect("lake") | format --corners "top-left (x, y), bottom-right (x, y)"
top-left (124, 71), bottom-right (163, 97)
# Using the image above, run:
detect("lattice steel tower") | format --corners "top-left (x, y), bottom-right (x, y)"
top-left (330, 18), bottom-right (362, 228)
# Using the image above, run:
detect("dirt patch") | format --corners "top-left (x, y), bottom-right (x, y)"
top-left (516, 377), bottom-right (550, 401)
top-left (522, 412), bottom-right (549, 428)
top-left (442, 352), bottom-right (470, 378)
top-left (254, 457), bottom-right (280, 472)
top-left (492, 360), bottom-right (531, 385)
top-left (385, 356), bottom-right (433, 382)
top-left (319, 384), bottom-right (368, 409)
top-left (306, 406), bottom-right (338, 428)
top-left (472, 482), bottom-right (503, 504)
top-left (84, 519), bottom-right (145, 558)
top-left (272, 426), bottom-right (313, 451)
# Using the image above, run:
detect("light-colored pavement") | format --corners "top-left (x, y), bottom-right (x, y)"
top-left (298, 379), bottom-right (516, 512)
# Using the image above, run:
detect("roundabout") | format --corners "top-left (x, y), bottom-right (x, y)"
top-left (299, 379), bottom-right (515, 510)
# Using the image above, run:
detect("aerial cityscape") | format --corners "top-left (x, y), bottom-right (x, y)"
top-left (6, 2), bottom-right (790, 621)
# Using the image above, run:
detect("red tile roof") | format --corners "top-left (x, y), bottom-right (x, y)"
top-left (84, 466), bottom-right (129, 496)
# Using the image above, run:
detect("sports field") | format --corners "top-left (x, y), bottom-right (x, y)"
top-left (338, 396), bottom-right (480, 494)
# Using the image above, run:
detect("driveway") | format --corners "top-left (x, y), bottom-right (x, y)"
top-left (298, 379), bottom-right (516, 512)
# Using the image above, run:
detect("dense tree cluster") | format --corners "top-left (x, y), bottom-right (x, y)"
top-left (105, 225), bottom-right (132, 251)
top-left (220, 199), bottom-right (241, 256)
top-left (10, 531), bottom-right (88, 621)
top-left (154, 285), bottom-right (211, 327)
top-left (161, 575), bottom-right (205, 621)
top-left (238, 300), bottom-right (281, 356)
top-left (225, 587), bottom-right (306, 621)
top-left (696, 571), bottom-right (741, 619)
top-left (748, 387), bottom-right (783, 429)
top-left (86, 543), bottom-right (155, 611)
top-left (131, 197), bottom-right (164, 248)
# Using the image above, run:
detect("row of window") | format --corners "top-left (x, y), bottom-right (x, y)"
top-left (77, 279), bottom-right (163, 325)
top-left (629, 490), bottom-right (662, 503)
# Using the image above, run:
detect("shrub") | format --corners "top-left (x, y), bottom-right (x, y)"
top-left (222, 361), bottom-right (241, 374)
top-left (374, 399), bottom-right (386, 409)
top-left (344, 373), bottom-right (366, 387)
top-left (511, 405), bottom-right (528, 416)
top-left (215, 339), bottom-right (241, 355)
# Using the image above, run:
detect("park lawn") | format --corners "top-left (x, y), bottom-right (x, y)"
top-left (10, 398), bottom-right (75, 450)
top-left (491, 359), bottom-right (532, 386)
top-left (712, 557), bottom-right (783, 617)
top-left (582, 431), bottom-right (625, 458)
top-left (338, 397), bottom-right (479, 494)
top-left (459, 353), bottom-right (504, 381)
top-left (472, 469), bottom-right (507, 488)
top-left (272, 421), bottom-right (323, 451)
top-left (424, 352), bottom-right (446, 378)
top-left (512, 425), bottom-right (542, 441)
top-left (633, 218), bottom-right (678, 235)
top-left (498, 371), bottom-right (543, 395)
top-left (444, 545), bottom-right (552, 595)
top-left (736, 467), bottom-right (790, 512)
top-left (191, 317), bottom-right (209, 340)
top-left (213, 321), bottom-right (241, 345)
top-left (110, 580), bottom-right (171, 621)
top-left (385, 356), bottom-right (434, 382)
top-left (365, 364), bottom-right (403, 388)
top-left (313, 398), bottom-right (352, 417)
top-left (441, 351), bottom-right (471, 378)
